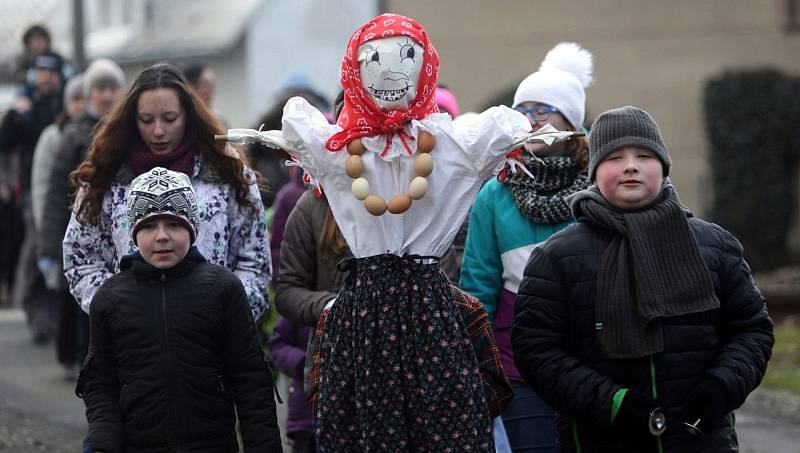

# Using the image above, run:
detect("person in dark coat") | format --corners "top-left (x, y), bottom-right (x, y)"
top-left (0, 51), bottom-right (64, 307)
top-left (268, 167), bottom-right (306, 281)
top-left (512, 106), bottom-right (774, 453)
top-left (77, 167), bottom-right (282, 452)
top-left (36, 59), bottom-right (125, 369)
top-left (248, 79), bottom-right (330, 209)
top-left (0, 51), bottom-right (65, 193)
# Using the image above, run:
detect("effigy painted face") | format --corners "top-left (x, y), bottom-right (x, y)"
top-left (358, 36), bottom-right (424, 111)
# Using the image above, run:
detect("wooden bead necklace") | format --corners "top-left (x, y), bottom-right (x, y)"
top-left (347, 131), bottom-right (436, 216)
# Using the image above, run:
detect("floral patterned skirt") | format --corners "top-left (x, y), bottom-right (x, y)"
top-left (315, 254), bottom-right (494, 452)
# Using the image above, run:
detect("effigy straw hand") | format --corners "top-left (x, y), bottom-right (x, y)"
top-left (214, 128), bottom-right (295, 152)
top-left (508, 124), bottom-right (584, 153)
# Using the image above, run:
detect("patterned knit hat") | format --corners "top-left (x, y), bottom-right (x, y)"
top-left (588, 106), bottom-right (671, 182)
top-left (128, 167), bottom-right (199, 245)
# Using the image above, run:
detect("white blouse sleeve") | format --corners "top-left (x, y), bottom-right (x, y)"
top-left (450, 105), bottom-right (531, 180)
top-left (280, 97), bottom-right (342, 181)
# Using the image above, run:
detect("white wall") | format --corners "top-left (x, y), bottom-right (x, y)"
top-left (244, 0), bottom-right (378, 124)
top-left (119, 45), bottom-right (249, 128)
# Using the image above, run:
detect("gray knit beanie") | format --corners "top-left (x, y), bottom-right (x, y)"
top-left (83, 58), bottom-right (126, 97)
top-left (63, 73), bottom-right (85, 106)
top-left (588, 106), bottom-right (671, 182)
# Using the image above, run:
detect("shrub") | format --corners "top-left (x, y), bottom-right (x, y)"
top-left (704, 69), bottom-right (800, 271)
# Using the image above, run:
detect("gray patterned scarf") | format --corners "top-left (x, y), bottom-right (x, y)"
top-left (504, 155), bottom-right (589, 224)
top-left (568, 182), bottom-right (720, 359)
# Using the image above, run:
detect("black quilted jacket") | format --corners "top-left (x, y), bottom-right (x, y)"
top-left (512, 217), bottom-right (773, 453)
top-left (77, 248), bottom-right (282, 452)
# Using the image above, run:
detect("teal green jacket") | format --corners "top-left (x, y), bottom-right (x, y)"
top-left (459, 178), bottom-right (573, 382)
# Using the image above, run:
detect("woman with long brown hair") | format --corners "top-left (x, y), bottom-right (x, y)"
top-left (63, 63), bottom-right (270, 320)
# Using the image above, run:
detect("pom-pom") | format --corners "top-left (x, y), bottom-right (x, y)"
top-left (539, 42), bottom-right (593, 89)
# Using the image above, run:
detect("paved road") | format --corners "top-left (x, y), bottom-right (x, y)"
top-left (0, 307), bottom-right (797, 452)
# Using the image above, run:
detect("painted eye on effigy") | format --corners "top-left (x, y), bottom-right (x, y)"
top-left (366, 50), bottom-right (380, 65)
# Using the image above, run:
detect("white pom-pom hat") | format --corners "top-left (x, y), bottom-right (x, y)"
top-left (513, 42), bottom-right (594, 129)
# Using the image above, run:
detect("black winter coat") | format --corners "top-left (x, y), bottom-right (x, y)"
top-left (77, 248), bottom-right (282, 453)
top-left (512, 217), bottom-right (773, 453)
top-left (0, 91), bottom-right (62, 191)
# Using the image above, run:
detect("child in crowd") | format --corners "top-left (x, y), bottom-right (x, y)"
top-left (77, 167), bottom-right (282, 452)
top-left (512, 106), bottom-right (774, 452)
top-left (460, 42), bottom-right (593, 452)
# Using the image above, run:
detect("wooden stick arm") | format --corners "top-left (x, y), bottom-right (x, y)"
top-left (214, 128), bottom-right (297, 153)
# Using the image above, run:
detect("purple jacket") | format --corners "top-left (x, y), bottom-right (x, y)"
top-left (269, 170), bottom-right (307, 281)
top-left (267, 317), bottom-right (313, 437)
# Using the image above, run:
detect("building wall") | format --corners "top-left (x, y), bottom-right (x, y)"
top-left (244, 0), bottom-right (378, 123)
top-left (387, 0), bottom-right (800, 225)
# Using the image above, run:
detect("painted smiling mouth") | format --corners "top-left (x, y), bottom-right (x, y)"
top-left (368, 84), bottom-right (410, 102)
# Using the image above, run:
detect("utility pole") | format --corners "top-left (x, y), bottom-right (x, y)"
top-left (72, 0), bottom-right (86, 71)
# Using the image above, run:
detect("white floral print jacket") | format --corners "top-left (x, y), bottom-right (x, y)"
top-left (63, 157), bottom-right (271, 320)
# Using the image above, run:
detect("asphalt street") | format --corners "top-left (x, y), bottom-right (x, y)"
top-left (0, 307), bottom-right (797, 452)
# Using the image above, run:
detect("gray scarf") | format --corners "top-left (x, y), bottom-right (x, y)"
top-left (504, 155), bottom-right (589, 224)
top-left (568, 182), bottom-right (720, 359)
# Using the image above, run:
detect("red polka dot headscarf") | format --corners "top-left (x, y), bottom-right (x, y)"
top-left (325, 13), bottom-right (440, 153)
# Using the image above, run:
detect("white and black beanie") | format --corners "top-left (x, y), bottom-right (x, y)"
top-left (128, 167), bottom-right (199, 245)
top-left (513, 42), bottom-right (594, 129)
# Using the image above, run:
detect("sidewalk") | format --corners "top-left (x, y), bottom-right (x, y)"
top-left (0, 405), bottom-right (82, 451)
top-left (744, 386), bottom-right (800, 424)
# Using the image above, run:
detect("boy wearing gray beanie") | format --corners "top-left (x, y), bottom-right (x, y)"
top-left (587, 105), bottom-right (671, 183)
top-left (512, 106), bottom-right (773, 451)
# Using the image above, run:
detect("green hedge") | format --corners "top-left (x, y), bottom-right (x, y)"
top-left (704, 69), bottom-right (800, 271)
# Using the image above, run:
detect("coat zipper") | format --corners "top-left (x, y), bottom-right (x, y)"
top-left (161, 273), bottom-right (182, 452)
top-left (650, 356), bottom-right (664, 453)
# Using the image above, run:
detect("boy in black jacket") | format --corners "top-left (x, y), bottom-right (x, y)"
top-left (77, 167), bottom-right (282, 452)
top-left (512, 106), bottom-right (773, 452)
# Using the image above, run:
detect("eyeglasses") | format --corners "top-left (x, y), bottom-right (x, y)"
top-left (514, 104), bottom-right (560, 123)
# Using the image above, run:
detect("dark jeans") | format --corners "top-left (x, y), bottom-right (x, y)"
top-left (502, 382), bottom-right (557, 452)
top-left (56, 292), bottom-right (89, 369)
top-left (0, 199), bottom-right (23, 296)
top-left (290, 434), bottom-right (316, 453)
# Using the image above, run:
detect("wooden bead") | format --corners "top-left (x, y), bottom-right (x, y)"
top-left (363, 194), bottom-right (387, 216)
top-left (387, 194), bottom-right (412, 214)
top-left (351, 177), bottom-right (370, 200)
top-left (414, 153), bottom-right (433, 177)
top-left (408, 176), bottom-right (428, 200)
top-left (417, 131), bottom-right (436, 153)
top-left (347, 138), bottom-right (365, 155)
top-left (345, 155), bottom-right (364, 178)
